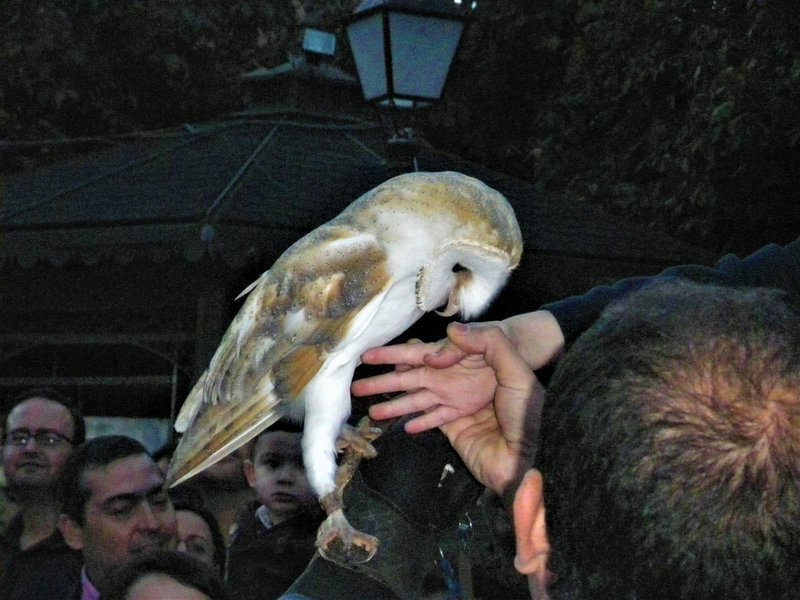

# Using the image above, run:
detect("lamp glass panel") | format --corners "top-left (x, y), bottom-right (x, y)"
top-left (388, 13), bottom-right (463, 100)
top-left (347, 13), bottom-right (388, 101)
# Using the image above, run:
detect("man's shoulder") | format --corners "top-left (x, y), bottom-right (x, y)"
top-left (3, 527), bottom-right (81, 573)
top-left (22, 528), bottom-right (76, 556)
top-left (1, 514), bottom-right (23, 548)
top-left (0, 534), bottom-right (81, 600)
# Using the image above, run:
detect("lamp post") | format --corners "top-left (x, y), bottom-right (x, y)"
top-left (346, 0), bottom-right (471, 168)
top-left (346, 0), bottom-right (471, 109)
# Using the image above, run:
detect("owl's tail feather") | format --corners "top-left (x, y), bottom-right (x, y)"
top-left (166, 399), bottom-right (283, 488)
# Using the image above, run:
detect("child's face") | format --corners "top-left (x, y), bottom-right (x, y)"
top-left (244, 431), bottom-right (317, 524)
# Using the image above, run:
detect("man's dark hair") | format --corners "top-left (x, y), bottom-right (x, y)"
top-left (7, 387), bottom-right (86, 444)
top-left (103, 550), bottom-right (228, 600)
top-left (57, 435), bottom-right (151, 525)
top-left (540, 280), bottom-right (800, 600)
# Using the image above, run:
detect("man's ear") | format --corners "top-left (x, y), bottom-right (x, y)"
top-left (243, 458), bottom-right (257, 488)
top-left (513, 469), bottom-right (551, 588)
top-left (58, 514), bottom-right (85, 551)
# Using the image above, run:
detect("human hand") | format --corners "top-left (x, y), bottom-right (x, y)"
top-left (354, 312), bottom-right (562, 435)
top-left (354, 322), bottom-right (503, 433)
top-left (435, 323), bottom-right (542, 498)
top-left (356, 322), bottom-right (542, 496)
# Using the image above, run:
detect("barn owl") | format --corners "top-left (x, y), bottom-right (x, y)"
top-left (166, 171), bottom-right (523, 562)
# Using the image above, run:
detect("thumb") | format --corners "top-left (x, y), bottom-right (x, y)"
top-left (420, 323), bottom-right (477, 368)
top-left (445, 321), bottom-right (508, 357)
top-left (444, 321), bottom-right (485, 352)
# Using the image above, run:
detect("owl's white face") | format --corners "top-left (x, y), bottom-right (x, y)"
top-left (449, 261), bottom-right (512, 320)
top-left (415, 238), bottom-right (518, 320)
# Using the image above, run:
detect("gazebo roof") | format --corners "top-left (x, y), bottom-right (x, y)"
top-left (0, 115), bottom-right (714, 271)
top-left (0, 53), bottom-right (717, 426)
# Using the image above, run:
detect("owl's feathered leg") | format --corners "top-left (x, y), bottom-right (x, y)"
top-left (316, 417), bottom-right (382, 564)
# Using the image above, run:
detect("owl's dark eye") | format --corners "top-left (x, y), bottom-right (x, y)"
top-left (452, 263), bottom-right (468, 273)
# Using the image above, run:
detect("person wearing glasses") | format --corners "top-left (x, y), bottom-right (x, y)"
top-left (0, 387), bottom-right (85, 600)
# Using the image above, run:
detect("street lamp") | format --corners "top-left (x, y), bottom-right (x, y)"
top-left (346, 0), bottom-right (471, 109)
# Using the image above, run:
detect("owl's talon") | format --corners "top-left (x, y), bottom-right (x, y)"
top-left (315, 420), bottom-right (382, 565)
top-left (316, 508), bottom-right (379, 565)
top-left (336, 417), bottom-right (382, 457)
top-left (333, 417), bottom-right (384, 491)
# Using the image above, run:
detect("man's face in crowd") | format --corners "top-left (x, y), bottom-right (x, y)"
top-left (63, 453), bottom-right (178, 590)
top-left (2, 397), bottom-right (75, 492)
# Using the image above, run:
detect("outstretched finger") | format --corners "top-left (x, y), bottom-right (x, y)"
top-left (368, 390), bottom-right (440, 421)
top-left (360, 341), bottom-right (442, 368)
top-left (352, 368), bottom-right (428, 398)
top-left (403, 405), bottom-right (464, 434)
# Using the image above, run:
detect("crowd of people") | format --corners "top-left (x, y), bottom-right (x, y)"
top-left (0, 236), bottom-right (798, 600)
top-left (0, 387), bottom-right (328, 600)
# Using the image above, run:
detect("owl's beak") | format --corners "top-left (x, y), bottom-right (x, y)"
top-left (436, 270), bottom-right (472, 317)
top-left (435, 297), bottom-right (460, 317)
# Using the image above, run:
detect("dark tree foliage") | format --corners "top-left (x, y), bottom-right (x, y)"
top-left (431, 0), bottom-right (800, 254)
top-left (0, 0), bottom-right (354, 169)
top-left (2, 0), bottom-right (798, 255)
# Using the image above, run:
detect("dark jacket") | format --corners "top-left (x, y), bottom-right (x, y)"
top-left (0, 515), bottom-right (82, 600)
top-left (544, 237), bottom-right (800, 344)
top-left (226, 503), bottom-right (324, 600)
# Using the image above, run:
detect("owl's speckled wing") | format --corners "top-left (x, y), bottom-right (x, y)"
top-left (167, 170), bottom-right (524, 565)
top-left (167, 225), bottom-right (391, 486)
top-left (168, 171), bottom-right (523, 507)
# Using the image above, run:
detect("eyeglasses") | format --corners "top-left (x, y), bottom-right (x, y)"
top-left (4, 429), bottom-right (74, 447)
